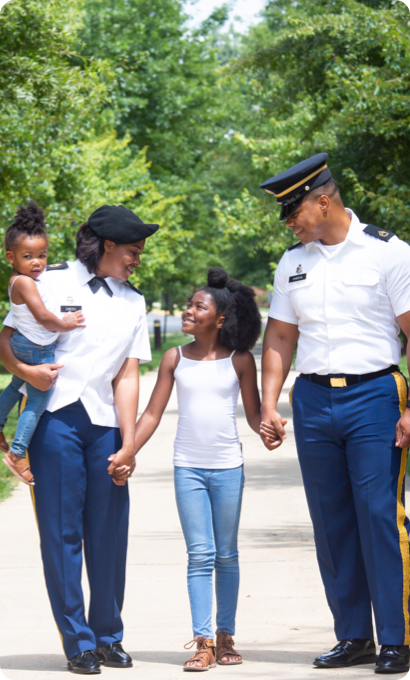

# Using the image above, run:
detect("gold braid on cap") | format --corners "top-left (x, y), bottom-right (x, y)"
top-left (265, 163), bottom-right (328, 197)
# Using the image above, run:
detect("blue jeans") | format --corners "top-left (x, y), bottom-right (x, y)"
top-left (174, 465), bottom-right (244, 638)
top-left (0, 330), bottom-right (56, 456)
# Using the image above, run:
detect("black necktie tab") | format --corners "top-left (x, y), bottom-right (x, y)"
top-left (88, 276), bottom-right (113, 297)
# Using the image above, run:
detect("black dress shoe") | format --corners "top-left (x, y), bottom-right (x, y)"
top-left (313, 639), bottom-right (377, 668)
top-left (375, 645), bottom-right (410, 674)
top-left (95, 642), bottom-right (133, 668)
top-left (67, 650), bottom-right (101, 674)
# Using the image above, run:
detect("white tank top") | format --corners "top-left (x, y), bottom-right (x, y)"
top-left (173, 346), bottom-right (243, 469)
top-left (9, 276), bottom-right (60, 346)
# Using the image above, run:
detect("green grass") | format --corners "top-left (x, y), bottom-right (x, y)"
top-left (398, 357), bottom-right (410, 475)
top-left (0, 373), bottom-right (19, 501)
top-left (140, 332), bottom-right (191, 375)
top-left (400, 354), bottom-right (409, 380)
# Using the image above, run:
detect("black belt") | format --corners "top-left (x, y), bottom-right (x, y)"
top-left (300, 365), bottom-right (399, 388)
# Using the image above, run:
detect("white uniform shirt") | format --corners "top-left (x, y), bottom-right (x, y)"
top-left (4, 260), bottom-right (151, 427)
top-left (268, 210), bottom-right (410, 375)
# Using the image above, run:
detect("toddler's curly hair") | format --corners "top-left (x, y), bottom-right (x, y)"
top-left (5, 201), bottom-right (47, 250)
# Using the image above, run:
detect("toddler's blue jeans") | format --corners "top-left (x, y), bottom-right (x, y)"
top-left (174, 465), bottom-right (244, 638)
top-left (0, 330), bottom-right (56, 456)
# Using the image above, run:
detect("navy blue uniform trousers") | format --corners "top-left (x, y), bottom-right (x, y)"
top-left (28, 400), bottom-right (129, 660)
top-left (292, 371), bottom-right (410, 645)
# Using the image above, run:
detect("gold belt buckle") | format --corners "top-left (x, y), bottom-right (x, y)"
top-left (330, 377), bottom-right (347, 388)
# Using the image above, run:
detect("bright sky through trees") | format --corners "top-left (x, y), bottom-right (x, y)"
top-left (184, 0), bottom-right (266, 31)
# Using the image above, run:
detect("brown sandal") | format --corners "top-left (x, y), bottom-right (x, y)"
top-left (216, 630), bottom-right (243, 665)
top-left (183, 636), bottom-right (216, 672)
top-left (2, 452), bottom-right (35, 486)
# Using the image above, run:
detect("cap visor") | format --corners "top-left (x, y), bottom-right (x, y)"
top-left (144, 224), bottom-right (159, 235)
top-left (279, 196), bottom-right (304, 222)
top-left (139, 224), bottom-right (159, 239)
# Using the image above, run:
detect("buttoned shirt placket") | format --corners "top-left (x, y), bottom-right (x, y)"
top-left (305, 216), bottom-right (367, 374)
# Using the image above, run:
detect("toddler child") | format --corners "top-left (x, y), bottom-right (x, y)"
top-left (0, 201), bottom-right (85, 486)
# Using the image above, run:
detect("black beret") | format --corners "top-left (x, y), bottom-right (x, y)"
top-left (260, 153), bottom-right (332, 221)
top-left (88, 205), bottom-right (159, 243)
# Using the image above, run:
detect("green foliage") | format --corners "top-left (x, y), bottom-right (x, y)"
top-left (0, 0), bottom-right (106, 286)
top-left (0, 0), bottom-right (212, 306)
top-left (76, 0), bottom-right (243, 300)
top-left (77, 0), bottom-right (226, 177)
top-left (0, 374), bottom-right (19, 502)
top-left (215, 0), bottom-right (410, 278)
top-left (139, 331), bottom-right (190, 375)
top-left (2, 0), bottom-right (410, 303)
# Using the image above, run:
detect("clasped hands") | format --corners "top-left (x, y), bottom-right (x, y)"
top-left (260, 410), bottom-right (288, 451)
top-left (107, 449), bottom-right (136, 486)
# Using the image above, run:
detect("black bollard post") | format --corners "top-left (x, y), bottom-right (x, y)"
top-left (154, 319), bottom-right (162, 349)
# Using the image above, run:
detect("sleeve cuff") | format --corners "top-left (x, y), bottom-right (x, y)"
top-left (128, 354), bottom-right (152, 364)
top-left (393, 306), bottom-right (410, 319)
top-left (268, 311), bottom-right (299, 325)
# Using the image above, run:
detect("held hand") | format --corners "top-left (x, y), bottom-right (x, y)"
top-left (25, 363), bottom-right (64, 391)
top-left (63, 311), bottom-right (86, 331)
top-left (107, 449), bottom-right (136, 485)
top-left (111, 458), bottom-right (136, 486)
top-left (260, 421), bottom-right (287, 451)
top-left (260, 411), bottom-right (288, 450)
top-left (396, 409), bottom-right (410, 449)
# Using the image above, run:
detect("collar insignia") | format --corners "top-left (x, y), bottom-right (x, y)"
top-left (363, 225), bottom-right (395, 241)
top-left (46, 261), bottom-right (69, 271)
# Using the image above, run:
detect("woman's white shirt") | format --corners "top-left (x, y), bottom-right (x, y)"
top-left (3, 260), bottom-right (151, 427)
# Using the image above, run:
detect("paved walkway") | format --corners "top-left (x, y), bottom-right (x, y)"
top-left (0, 361), bottom-right (409, 679)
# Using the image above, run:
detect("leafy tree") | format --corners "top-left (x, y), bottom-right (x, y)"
top-left (74, 0), bottom-right (243, 305)
top-left (0, 0), bottom-right (196, 309)
top-left (0, 0), bottom-right (104, 293)
top-left (77, 0), bottom-right (229, 178)
top-left (216, 0), bottom-right (410, 284)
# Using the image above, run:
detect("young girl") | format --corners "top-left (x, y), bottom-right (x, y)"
top-left (0, 201), bottom-right (85, 486)
top-left (131, 267), bottom-right (263, 671)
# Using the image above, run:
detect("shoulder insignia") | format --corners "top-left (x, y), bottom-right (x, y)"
top-left (124, 280), bottom-right (142, 295)
top-left (363, 225), bottom-right (395, 242)
top-left (287, 241), bottom-right (303, 251)
top-left (46, 261), bottom-right (69, 271)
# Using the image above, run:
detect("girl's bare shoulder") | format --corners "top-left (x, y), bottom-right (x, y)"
top-left (232, 349), bottom-right (256, 373)
top-left (160, 346), bottom-right (181, 372)
top-left (233, 349), bottom-right (256, 363)
top-left (11, 275), bottom-right (36, 290)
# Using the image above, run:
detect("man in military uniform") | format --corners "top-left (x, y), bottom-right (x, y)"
top-left (260, 153), bottom-right (410, 674)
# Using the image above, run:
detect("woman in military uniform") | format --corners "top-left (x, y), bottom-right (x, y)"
top-left (0, 204), bottom-right (158, 675)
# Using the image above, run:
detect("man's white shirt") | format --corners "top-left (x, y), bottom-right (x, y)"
top-left (4, 260), bottom-right (151, 427)
top-left (268, 210), bottom-right (410, 375)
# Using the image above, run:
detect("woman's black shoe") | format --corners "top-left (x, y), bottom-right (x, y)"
top-left (67, 650), bottom-right (101, 674)
top-left (95, 642), bottom-right (133, 668)
top-left (375, 645), bottom-right (410, 674)
top-left (313, 639), bottom-right (377, 668)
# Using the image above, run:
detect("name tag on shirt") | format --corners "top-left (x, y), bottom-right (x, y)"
top-left (61, 306), bottom-right (82, 312)
top-left (288, 274), bottom-right (307, 283)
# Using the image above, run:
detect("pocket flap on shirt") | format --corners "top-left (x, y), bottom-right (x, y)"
top-left (342, 273), bottom-right (380, 287)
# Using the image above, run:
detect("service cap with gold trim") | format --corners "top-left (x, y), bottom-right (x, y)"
top-left (260, 152), bottom-right (332, 221)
